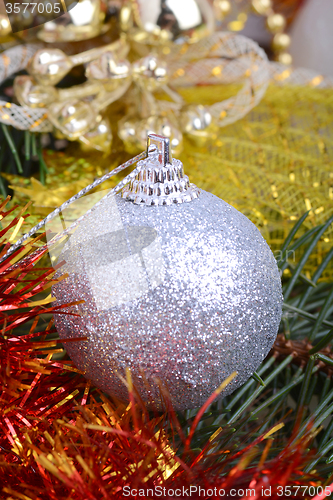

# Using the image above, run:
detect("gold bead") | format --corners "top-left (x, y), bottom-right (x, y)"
top-left (79, 118), bottom-right (112, 154)
top-left (0, 14), bottom-right (11, 38)
top-left (181, 105), bottom-right (218, 147)
top-left (277, 52), bottom-right (293, 66)
top-left (251, 0), bottom-right (272, 15)
top-left (214, 0), bottom-right (231, 21)
top-left (132, 55), bottom-right (168, 92)
top-left (14, 76), bottom-right (57, 108)
top-left (119, 5), bottom-right (133, 32)
top-left (267, 13), bottom-right (286, 33)
top-left (48, 100), bottom-right (97, 140)
top-left (272, 33), bottom-right (291, 51)
top-left (118, 114), bottom-right (183, 156)
top-left (27, 49), bottom-right (72, 87)
top-left (86, 53), bottom-right (132, 93)
top-left (139, 115), bottom-right (183, 156)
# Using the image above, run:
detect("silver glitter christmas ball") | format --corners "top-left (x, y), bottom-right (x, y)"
top-left (52, 135), bottom-right (282, 411)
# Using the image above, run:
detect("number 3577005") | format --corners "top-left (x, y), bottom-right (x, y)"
top-left (5, 3), bottom-right (61, 14)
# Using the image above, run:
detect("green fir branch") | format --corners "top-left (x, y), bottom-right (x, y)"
top-left (190, 213), bottom-right (333, 479)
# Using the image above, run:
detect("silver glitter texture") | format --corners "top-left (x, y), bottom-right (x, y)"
top-left (52, 136), bottom-right (282, 410)
top-left (52, 188), bottom-right (282, 410)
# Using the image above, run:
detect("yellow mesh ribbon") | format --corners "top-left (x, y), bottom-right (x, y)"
top-left (179, 83), bottom-right (333, 279)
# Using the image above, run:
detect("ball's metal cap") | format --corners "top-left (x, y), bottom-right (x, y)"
top-left (122, 134), bottom-right (200, 206)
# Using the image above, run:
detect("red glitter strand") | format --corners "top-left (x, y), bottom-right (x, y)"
top-left (0, 200), bottom-right (327, 499)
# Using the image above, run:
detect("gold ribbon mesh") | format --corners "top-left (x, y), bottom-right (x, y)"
top-left (0, 33), bottom-right (271, 132)
top-left (0, 43), bottom-right (52, 132)
top-left (180, 81), bottom-right (333, 280)
top-left (166, 32), bottom-right (270, 126)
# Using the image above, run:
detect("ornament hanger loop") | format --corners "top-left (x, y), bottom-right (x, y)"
top-left (147, 133), bottom-right (173, 166)
top-left (122, 133), bottom-right (200, 206)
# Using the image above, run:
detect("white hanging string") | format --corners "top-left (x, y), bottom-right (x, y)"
top-left (0, 150), bottom-right (147, 268)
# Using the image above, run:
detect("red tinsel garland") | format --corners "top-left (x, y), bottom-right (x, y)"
top-left (0, 199), bottom-right (331, 500)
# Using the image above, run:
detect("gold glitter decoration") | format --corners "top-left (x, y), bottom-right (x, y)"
top-left (211, 0), bottom-right (294, 63)
top-left (5, 81), bottom-right (333, 279)
top-left (3, 32), bottom-right (270, 156)
top-left (181, 83), bottom-right (333, 279)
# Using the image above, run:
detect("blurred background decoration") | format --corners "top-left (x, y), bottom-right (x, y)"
top-left (37, 0), bottom-right (110, 42)
top-left (289, 0), bottom-right (333, 75)
top-left (1, 0), bottom-right (332, 72)
top-left (0, 22), bottom-right (272, 154)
